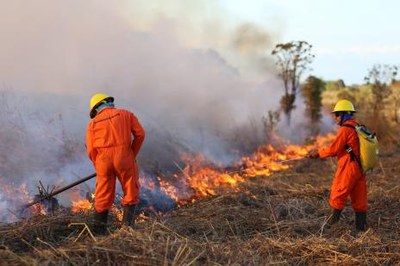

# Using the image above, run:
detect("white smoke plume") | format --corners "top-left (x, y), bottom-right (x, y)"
top-left (0, 1), bottom-right (287, 217)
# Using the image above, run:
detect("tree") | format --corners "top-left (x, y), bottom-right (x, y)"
top-left (262, 109), bottom-right (280, 134)
top-left (325, 79), bottom-right (346, 91)
top-left (301, 75), bottom-right (325, 135)
top-left (271, 41), bottom-right (315, 126)
top-left (262, 109), bottom-right (280, 145)
top-left (364, 64), bottom-right (398, 140)
top-left (364, 64), bottom-right (398, 114)
top-left (389, 81), bottom-right (400, 123)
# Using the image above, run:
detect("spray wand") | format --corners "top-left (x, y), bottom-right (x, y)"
top-left (275, 156), bottom-right (308, 163)
top-left (224, 156), bottom-right (309, 175)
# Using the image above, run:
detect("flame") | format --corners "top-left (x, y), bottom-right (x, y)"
top-left (0, 133), bottom-right (336, 222)
top-left (71, 193), bottom-right (94, 213)
top-left (71, 198), bottom-right (93, 213)
top-left (158, 177), bottom-right (181, 202)
top-left (157, 134), bottom-right (336, 205)
top-left (32, 203), bottom-right (47, 216)
top-left (111, 205), bottom-right (123, 222)
top-left (185, 165), bottom-right (244, 198)
top-left (0, 183), bottom-right (49, 222)
top-left (70, 193), bottom-right (123, 222)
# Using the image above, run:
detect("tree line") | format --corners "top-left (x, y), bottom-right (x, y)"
top-left (268, 40), bottom-right (399, 143)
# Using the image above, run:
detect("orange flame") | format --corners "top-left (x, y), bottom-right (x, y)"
top-left (1, 133), bottom-right (336, 219)
top-left (70, 193), bottom-right (123, 222)
top-left (71, 198), bottom-right (93, 213)
top-left (160, 134), bottom-right (336, 204)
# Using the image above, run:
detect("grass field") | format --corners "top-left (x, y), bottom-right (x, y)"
top-left (1, 144), bottom-right (400, 265)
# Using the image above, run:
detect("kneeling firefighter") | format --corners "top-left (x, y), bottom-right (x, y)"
top-left (307, 99), bottom-right (367, 231)
top-left (86, 93), bottom-right (145, 234)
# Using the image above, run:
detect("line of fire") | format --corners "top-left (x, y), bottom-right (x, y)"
top-left (0, 134), bottom-right (335, 224)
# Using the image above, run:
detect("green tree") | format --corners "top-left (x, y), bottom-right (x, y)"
top-left (301, 75), bottom-right (325, 135)
top-left (271, 41), bottom-right (315, 126)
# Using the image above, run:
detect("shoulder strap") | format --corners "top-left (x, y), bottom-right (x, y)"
top-left (342, 124), bottom-right (355, 129)
top-left (341, 124), bottom-right (362, 170)
top-left (344, 144), bottom-right (362, 170)
top-left (341, 120), bottom-right (359, 129)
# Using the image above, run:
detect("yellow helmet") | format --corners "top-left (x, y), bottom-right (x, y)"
top-left (89, 93), bottom-right (114, 118)
top-left (332, 99), bottom-right (356, 113)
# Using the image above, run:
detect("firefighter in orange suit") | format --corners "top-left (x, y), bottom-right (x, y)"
top-left (307, 99), bottom-right (367, 231)
top-left (86, 93), bottom-right (145, 234)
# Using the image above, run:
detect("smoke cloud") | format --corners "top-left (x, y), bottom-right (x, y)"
top-left (0, 0), bottom-right (288, 217)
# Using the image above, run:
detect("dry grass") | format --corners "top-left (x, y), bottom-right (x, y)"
top-left (1, 146), bottom-right (400, 265)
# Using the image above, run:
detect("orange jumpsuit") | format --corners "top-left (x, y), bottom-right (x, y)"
top-left (318, 120), bottom-right (367, 212)
top-left (86, 107), bottom-right (145, 213)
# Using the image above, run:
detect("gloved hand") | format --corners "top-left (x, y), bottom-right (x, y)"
top-left (306, 149), bottom-right (319, 159)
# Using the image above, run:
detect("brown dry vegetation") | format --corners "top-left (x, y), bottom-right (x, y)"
top-left (1, 145), bottom-right (400, 265)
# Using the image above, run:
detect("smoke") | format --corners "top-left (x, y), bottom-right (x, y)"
top-left (0, 1), bottom-right (289, 219)
top-left (0, 0), bottom-right (282, 165)
top-left (277, 95), bottom-right (337, 143)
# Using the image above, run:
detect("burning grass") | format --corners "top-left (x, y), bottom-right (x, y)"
top-left (1, 146), bottom-right (400, 265)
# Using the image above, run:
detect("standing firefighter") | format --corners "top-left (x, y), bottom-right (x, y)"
top-left (86, 93), bottom-right (145, 234)
top-left (307, 99), bottom-right (367, 231)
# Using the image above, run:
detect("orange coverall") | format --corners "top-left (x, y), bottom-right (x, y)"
top-left (318, 120), bottom-right (367, 212)
top-left (86, 107), bottom-right (145, 213)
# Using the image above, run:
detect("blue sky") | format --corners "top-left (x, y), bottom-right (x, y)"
top-left (1, 0), bottom-right (398, 93)
top-left (218, 0), bottom-right (400, 84)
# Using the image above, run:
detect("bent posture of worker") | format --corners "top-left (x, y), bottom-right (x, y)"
top-left (308, 99), bottom-right (367, 231)
top-left (86, 93), bottom-right (145, 234)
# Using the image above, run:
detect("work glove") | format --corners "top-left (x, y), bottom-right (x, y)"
top-left (306, 149), bottom-right (319, 159)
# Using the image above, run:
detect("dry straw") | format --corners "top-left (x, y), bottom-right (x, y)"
top-left (1, 148), bottom-right (400, 265)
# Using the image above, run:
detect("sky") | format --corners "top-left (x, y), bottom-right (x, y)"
top-left (1, 0), bottom-right (398, 92)
top-left (0, 0), bottom-right (397, 182)
top-left (219, 0), bottom-right (400, 85)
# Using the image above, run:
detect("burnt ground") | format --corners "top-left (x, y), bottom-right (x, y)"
top-left (1, 146), bottom-right (400, 265)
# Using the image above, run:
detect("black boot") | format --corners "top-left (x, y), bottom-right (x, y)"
top-left (326, 208), bottom-right (342, 226)
top-left (122, 204), bottom-right (137, 227)
top-left (355, 212), bottom-right (367, 231)
top-left (93, 210), bottom-right (108, 235)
